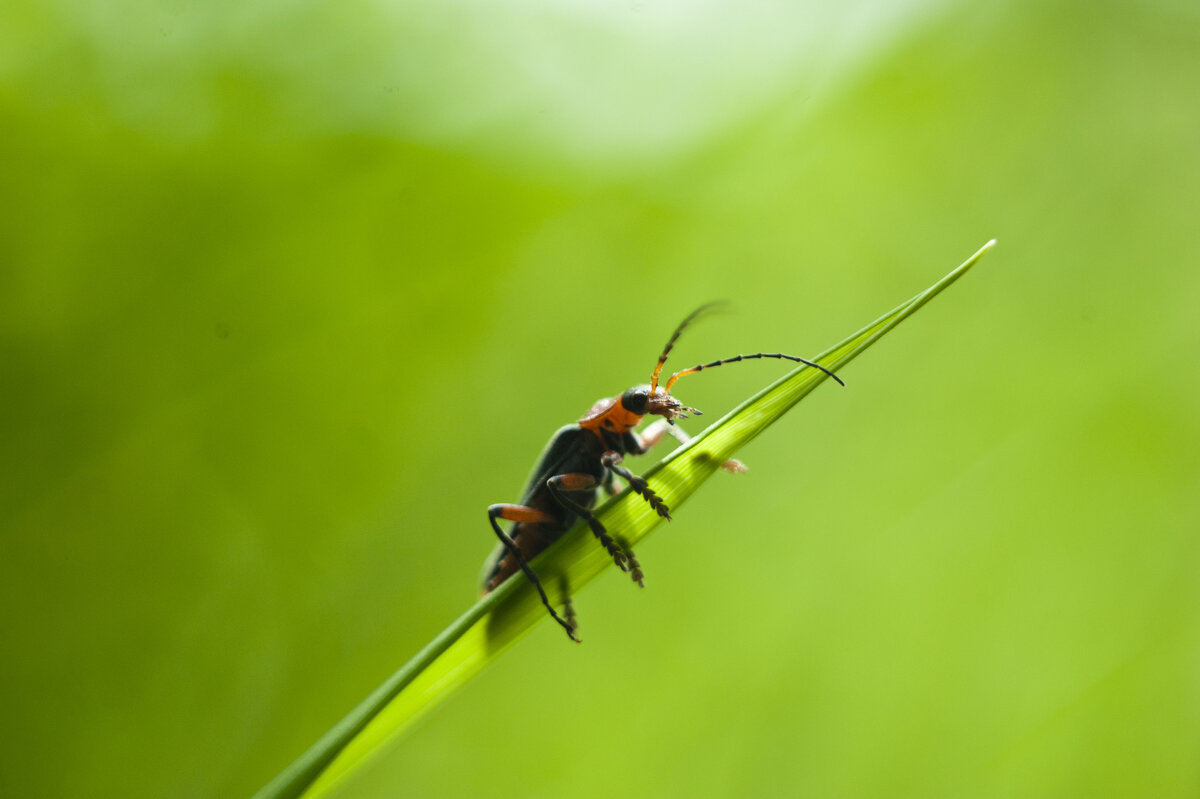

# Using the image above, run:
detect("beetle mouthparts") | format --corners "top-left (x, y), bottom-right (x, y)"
top-left (645, 391), bottom-right (700, 421)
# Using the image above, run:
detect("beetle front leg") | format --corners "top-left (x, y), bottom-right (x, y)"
top-left (631, 418), bottom-right (672, 454)
top-left (601, 451), bottom-right (671, 520)
top-left (636, 419), bottom-right (746, 473)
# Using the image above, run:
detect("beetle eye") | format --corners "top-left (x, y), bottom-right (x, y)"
top-left (620, 386), bottom-right (650, 414)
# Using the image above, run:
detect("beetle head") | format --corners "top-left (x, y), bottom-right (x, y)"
top-left (620, 384), bottom-right (700, 423)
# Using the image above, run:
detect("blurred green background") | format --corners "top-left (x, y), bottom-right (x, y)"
top-left (2, 0), bottom-right (1198, 797)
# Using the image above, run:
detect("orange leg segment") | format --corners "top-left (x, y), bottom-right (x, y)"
top-left (490, 504), bottom-right (557, 525)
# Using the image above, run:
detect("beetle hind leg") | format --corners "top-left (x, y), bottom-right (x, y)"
top-left (487, 504), bottom-right (580, 642)
top-left (560, 576), bottom-right (578, 633)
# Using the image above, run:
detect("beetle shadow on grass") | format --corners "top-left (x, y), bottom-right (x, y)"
top-left (686, 450), bottom-right (720, 470)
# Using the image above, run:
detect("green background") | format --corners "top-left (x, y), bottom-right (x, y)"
top-left (2, 1), bottom-right (1197, 797)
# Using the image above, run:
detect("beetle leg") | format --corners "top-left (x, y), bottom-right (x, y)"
top-left (622, 546), bottom-right (644, 588)
top-left (632, 418), bottom-right (672, 454)
top-left (487, 504), bottom-right (580, 642)
top-left (597, 452), bottom-right (655, 586)
top-left (560, 576), bottom-right (577, 633)
top-left (641, 422), bottom-right (746, 473)
top-left (601, 467), bottom-right (618, 496)
top-left (545, 473), bottom-right (632, 576)
top-left (601, 451), bottom-right (671, 520)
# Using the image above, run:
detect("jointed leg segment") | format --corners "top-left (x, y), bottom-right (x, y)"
top-left (487, 503), bottom-right (579, 642)
top-left (601, 451), bottom-right (671, 519)
top-left (636, 419), bottom-right (747, 473)
top-left (547, 473), bottom-right (646, 585)
top-left (546, 473), bottom-right (631, 574)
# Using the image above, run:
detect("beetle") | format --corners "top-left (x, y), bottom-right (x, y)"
top-left (480, 304), bottom-right (844, 641)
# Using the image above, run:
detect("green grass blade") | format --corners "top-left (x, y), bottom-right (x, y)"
top-left (253, 240), bottom-right (995, 799)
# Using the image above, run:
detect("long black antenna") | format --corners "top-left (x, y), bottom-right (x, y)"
top-left (649, 302), bottom-right (726, 391)
top-left (664, 352), bottom-right (844, 392)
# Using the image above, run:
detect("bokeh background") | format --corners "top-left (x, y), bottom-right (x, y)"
top-left (3, 0), bottom-right (1198, 797)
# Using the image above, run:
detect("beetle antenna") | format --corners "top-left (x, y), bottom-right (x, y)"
top-left (663, 352), bottom-right (845, 393)
top-left (650, 302), bottom-right (726, 392)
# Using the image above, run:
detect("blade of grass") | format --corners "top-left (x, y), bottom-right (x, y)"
top-left (253, 240), bottom-right (995, 799)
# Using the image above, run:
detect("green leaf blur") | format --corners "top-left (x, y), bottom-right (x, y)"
top-left (1, 3), bottom-right (1196, 799)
